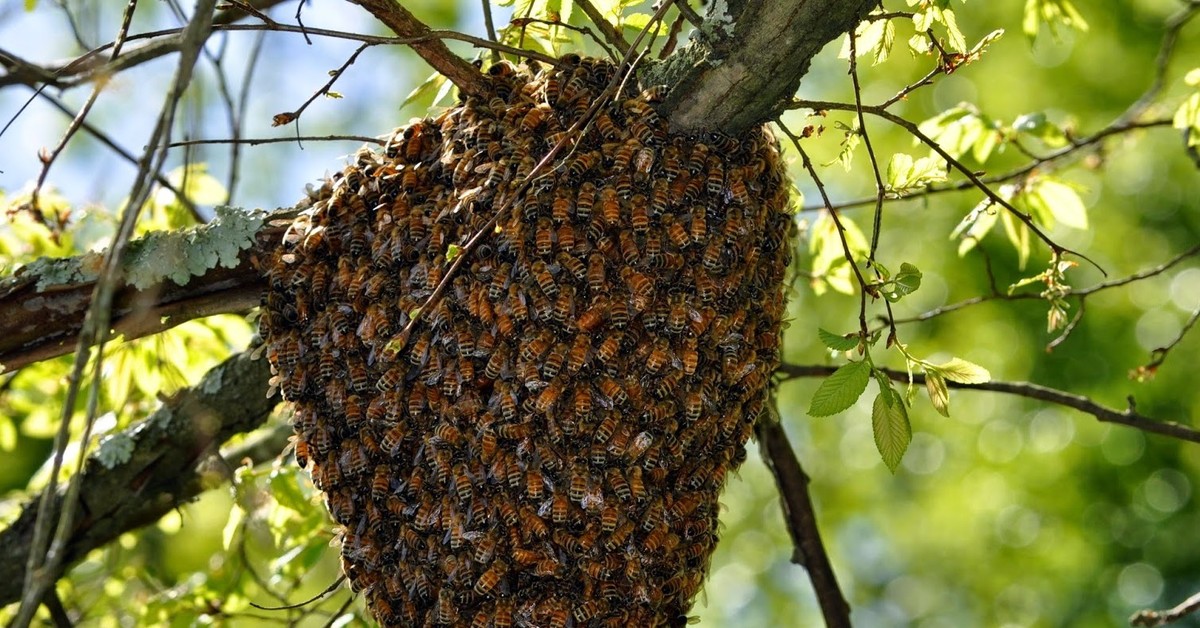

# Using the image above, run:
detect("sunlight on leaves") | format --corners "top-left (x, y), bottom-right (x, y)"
top-left (872, 385), bottom-right (911, 472)
top-left (809, 359), bottom-right (872, 417)
top-left (1023, 0), bottom-right (1089, 41)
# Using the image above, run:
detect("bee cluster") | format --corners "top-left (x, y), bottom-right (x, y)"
top-left (260, 54), bottom-right (792, 627)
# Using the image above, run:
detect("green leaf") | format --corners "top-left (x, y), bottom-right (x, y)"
top-left (925, 370), bottom-right (950, 417)
top-left (1023, 0), bottom-right (1089, 41)
top-left (936, 358), bottom-right (992, 384)
top-left (840, 18), bottom-right (896, 65)
top-left (809, 359), bottom-right (872, 417)
top-left (883, 263), bottom-right (923, 302)
top-left (818, 328), bottom-right (860, 352)
top-left (1013, 112), bottom-right (1068, 148)
top-left (886, 153), bottom-right (947, 194)
top-left (872, 387), bottom-right (911, 472)
top-left (0, 416), bottom-right (15, 451)
top-left (1174, 93), bottom-right (1200, 147)
top-left (445, 244), bottom-right (463, 263)
top-left (1036, 178), bottom-right (1088, 229)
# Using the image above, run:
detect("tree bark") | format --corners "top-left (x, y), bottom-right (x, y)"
top-left (655, 0), bottom-right (879, 134)
top-left (0, 351), bottom-right (281, 607)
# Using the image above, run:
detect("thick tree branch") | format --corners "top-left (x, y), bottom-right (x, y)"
top-left (347, 0), bottom-right (487, 97)
top-left (654, 0), bottom-right (877, 134)
top-left (0, 350), bottom-right (281, 608)
top-left (0, 213), bottom-right (286, 373)
top-left (756, 412), bottom-right (850, 628)
top-left (778, 364), bottom-right (1200, 445)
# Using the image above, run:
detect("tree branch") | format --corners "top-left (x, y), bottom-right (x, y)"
top-left (1131, 589), bottom-right (1200, 627)
top-left (0, 211), bottom-right (287, 373)
top-left (654, 0), bottom-right (877, 134)
top-left (778, 364), bottom-right (1200, 445)
top-left (0, 350), bottom-right (281, 607)
top-left (347, 0), bottom-right (487, 97)
top-left (756, 410), bottom-right (850, 628)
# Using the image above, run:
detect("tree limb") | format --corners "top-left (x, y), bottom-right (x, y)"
top-left (347, 0), bottom-right (487, 97)
top-left (653, 0), bottom-right (877, 134)
top-left (778, 364), bottom-right (1200, 445)
top-left (1131, 589), bottom-right (1200, 627)
top-left (756, 410), bottom-right (850, 628)
top-left (0, 350), bottom-right (281, 608)
top-left (0, 213), bottom-right (287, 373)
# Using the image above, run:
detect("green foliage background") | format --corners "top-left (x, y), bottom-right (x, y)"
top-left (1, 0), bottom-right (1199, 626)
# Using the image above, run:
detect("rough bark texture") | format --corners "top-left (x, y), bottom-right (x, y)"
top-left (655, 0), bottom-right (878, 134)
top-left (0, 351), bottom-right (281, 607)
top-left (0, 218), bottom-right (286, 372)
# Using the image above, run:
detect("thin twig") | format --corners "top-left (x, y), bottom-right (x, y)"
top-left (349, 0), bottom-right (488, 96)
top-left (1131, 589), bottom-right (1200, 627)
top-left (756, 399), bottom-right (851, 628)
top-left (777, 363), bottom-right (1200, 445)
top-left (270, 42), bottom-right (372, 148)
top-left (777, 119), bottom-right (872, 339)
top-left (228, 29), bottom-right (267, 203)
top-left (575, 0), bottom-right (631, 55)
top-left (23, 0), bottom-right (142, 237)
top-left (166, 134), bottom-right (384, 148)
top-left (847, 35), bottom-right (886, 266)
top-left (1136, 306), bottom-right (1200, 379)
top-left (480, 0), bottom-right (499, 64)
top-left (26, 88), bottom-right (197, 217)
top-left (250, 576), bottom-right (347, 611)
top-left (1117, 1), bottom-right (1200, 125)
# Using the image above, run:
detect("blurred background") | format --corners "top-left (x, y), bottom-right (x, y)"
top-left (1, 0), bottom-right (1199, 626)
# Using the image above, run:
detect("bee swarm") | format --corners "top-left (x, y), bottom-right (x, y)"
top-left (260, 55), bottom-right (792, 627)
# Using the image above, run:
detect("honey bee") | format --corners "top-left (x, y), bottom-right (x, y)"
top-left (557, 252), bottom-right (586, 282)
top-left (566, 334), bottom-right (591, 373)
top-left (680, 342), bottom-right (699, 376)
top-left (452, 462), bottom-right (473, 501)
top-left (327, 490), bottom-right (354, 522)
top-left (433, 421), bottom-right (462, 446)
top-left (594, 111), bottom-right (619, 139)
top-left (292, 437), bottom-right (311, 469)
top-left (531, 260), bottom-right (558, 297)
top-left (609, 298), bottom-right (629, 329)
top-left (371, 465), bottom-right (391, 500)
top-left (593, 414), bottom-right (618, 444)
top-left (567, 150), bottom-right (599, 180)
top-left (604, 519), bottom-right (635, 551)
top-left (633, 146), bottom-right (655, 181)
top-left (496, 311), bottom-right (515, 337)
top-left (535, 217), bottom-right (554, 256)
top-left (608, 467), bottom-right (632, 501)
top-left (645, 339), bottom-right (671, 374)
top-left (630, 121), bottom-right (656, 144)
top-left (623, 269), bottom-right (653, 306)
top-left (685, 389), bottom-right (704, 422)
top-left (339, 440), bottom-right (369, 476)
top-left (522, 102), bottom-right (552, 130)
top-left (551, 189), bottom-right (573, 223)
top-left (535, 378), bottom-right (564, 413)
top-left (600, 504), bottom-right (620, 533)
top-left (575, 181), bottom-right (596, 220)
top-left (695, 270), bottom-right (716, 303)
top-left (555, 222), bottom-right (576, 252)
top-left (520, 505), bottom-right (550, 538)
top-left (494, 598), bottom-right (514, 628)
top-left (525, 467), bottom-right (545, 500)
top-left (599, 187), bottom-right (620, 226)
top-left (642, 527), bottom-right (668, 554)
top-left (474, 560), bottom-right (508, 596)
top-left (550, 492), bottom-right (570, 524)
top-left (613, 139), bottom-right (638, 171)
top-left (627, 466), bottom-right (647, 502)
top-left (542, 342), bottom-right (568, 379)
top-left (595, 332), bottom-right (622, 365)
top-left (606, 425), bottom-right (631, 457)
top-left (614, 172), bottom-right (633, 199)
